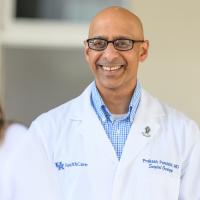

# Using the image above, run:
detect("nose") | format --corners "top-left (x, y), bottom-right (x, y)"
top-left (102, 43), bottom-right (120, 62)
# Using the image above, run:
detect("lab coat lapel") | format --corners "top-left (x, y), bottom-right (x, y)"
top-left (79, 107), bottom-right (118, 163)
top-left (72, 83), bottom-right (118, 164)
top-left (119, 89), bottom-right (165, 165)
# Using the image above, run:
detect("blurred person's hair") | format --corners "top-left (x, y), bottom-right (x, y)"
top-left (0, 104), bottom-right (5, 142)
top-left (0, 104), bottom-right (24, 144)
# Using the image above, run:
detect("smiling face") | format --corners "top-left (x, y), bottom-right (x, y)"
top-left (84, 7), bottom-right (149, 94)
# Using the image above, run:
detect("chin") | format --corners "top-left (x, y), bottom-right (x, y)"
top-left (99, 80), bottom-right (123, 91)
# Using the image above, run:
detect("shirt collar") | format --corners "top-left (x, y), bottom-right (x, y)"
top-left (91, 81), bottom-right (141, 123)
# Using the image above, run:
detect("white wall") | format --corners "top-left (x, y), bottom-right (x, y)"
top-left (133, 0), bottom-right (200, 125)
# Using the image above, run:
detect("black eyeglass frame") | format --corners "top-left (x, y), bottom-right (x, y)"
top-left (86, 38), bottom-right (145, 51)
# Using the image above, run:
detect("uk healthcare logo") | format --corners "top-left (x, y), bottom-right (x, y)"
top-left (55, 161), bottom-right (88, 170)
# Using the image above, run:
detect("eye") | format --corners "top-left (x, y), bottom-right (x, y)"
top-left (91, 39), bottom-right (106, 48)
top-left (115, 39), bottom-right (132, 49)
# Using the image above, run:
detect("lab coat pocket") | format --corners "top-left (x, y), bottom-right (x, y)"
top-left (56, 160), bottom-right (91, 199)
top-left (130, 157), bottom-right (181, 199)
top-left (148, 170), bottom-right (181, 200)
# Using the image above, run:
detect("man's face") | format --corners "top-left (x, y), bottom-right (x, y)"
top-left (84, 10), bottom-right (149, 93)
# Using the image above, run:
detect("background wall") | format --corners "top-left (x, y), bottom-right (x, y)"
top-left (1, 0), bottom-right (200, 126)
top-left (134, 0), bottom-right (200, 125)
top-left (0, 0), bottom-right (4, 100)
top-left (2, 47), bottom-right (92, 125)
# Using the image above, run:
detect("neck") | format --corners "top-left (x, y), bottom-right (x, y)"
top-left (97, 85), bottom-right (136, 114)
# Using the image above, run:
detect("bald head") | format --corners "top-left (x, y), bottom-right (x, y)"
top-left (88, 6), bottom-right (144, 40)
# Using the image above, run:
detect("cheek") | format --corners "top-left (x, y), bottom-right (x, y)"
top-left (126, 55), bottom-right (140, 74)
top-left (126, 54), bottom-right (138, 67)
top-left (129, 49), bottom-right (141, 62)
top-left (87, 52), bottom-right (101, 67)
top-left (86, 53), bottom-right (99, 73)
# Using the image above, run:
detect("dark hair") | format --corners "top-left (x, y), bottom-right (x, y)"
top-left (0, 105), bottom-right (5, 142)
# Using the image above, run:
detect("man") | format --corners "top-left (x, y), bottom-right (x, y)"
top-left (29, 6), bottom-right (200, 200)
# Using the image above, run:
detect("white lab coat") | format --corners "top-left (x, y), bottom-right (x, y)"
top-left (0, 123), bottom-right (61, 200)
top-left (29, 82), bottom-right (200, 200)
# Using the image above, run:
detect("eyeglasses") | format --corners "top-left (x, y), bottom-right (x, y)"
top-left (86, 38), bottom-right (144, 51)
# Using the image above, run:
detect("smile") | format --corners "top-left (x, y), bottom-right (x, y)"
top-left (97, 65), bottom-right (124, 71)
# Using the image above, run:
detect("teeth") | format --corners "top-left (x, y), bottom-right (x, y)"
top-left (102, 65), bottom-right (122, 71)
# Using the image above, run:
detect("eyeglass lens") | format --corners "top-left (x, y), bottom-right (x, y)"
top-left (88, 38), bottom-right (133, 51)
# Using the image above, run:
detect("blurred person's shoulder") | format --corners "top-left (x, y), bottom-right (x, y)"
top-left (0, 123), bottom-right (27, 156)
top-left (5, 123), bottom-right (27, 139)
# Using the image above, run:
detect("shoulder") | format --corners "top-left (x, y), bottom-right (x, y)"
top-left (141, 88), bottom-right (196, 121)
top-left (28, 83), bottom-right (94, 155)
top-left (30, 82), bottom-right (94, 128)
top-left (6, 123), bottom-right (27, 136)
top-left (0, 123), bottom-right (28, 173)
top-left (141, 89), bottom-right (200, 140)
top-left (1, 123), bottom-right (27, 150)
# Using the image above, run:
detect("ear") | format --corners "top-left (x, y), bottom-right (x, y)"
top-left (139, 40), bottom-right (149, 62)
top-left (84, 41), bottom-right (90, 63)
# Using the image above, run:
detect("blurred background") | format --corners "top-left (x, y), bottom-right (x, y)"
top-left (0, 0), bottom-right (200, 126)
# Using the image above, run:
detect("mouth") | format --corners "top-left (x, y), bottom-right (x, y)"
top-left (97, 64), bottom-right (124, 71)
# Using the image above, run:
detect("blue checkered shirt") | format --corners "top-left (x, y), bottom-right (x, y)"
top-left (91, 81), bottom-right (141, 160)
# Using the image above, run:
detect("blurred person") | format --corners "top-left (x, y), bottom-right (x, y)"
top-left (0, 105), bottom-right (5, 142)
top-left (29, 6), bottom-right (200, 200)
top-left (0, 104), bottom-right (61, 200)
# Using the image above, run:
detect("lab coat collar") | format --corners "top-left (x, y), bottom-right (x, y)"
top-left (69, 82), bottom-right (166, 122)
top-left (69, 82), bottom-right (166, 164)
